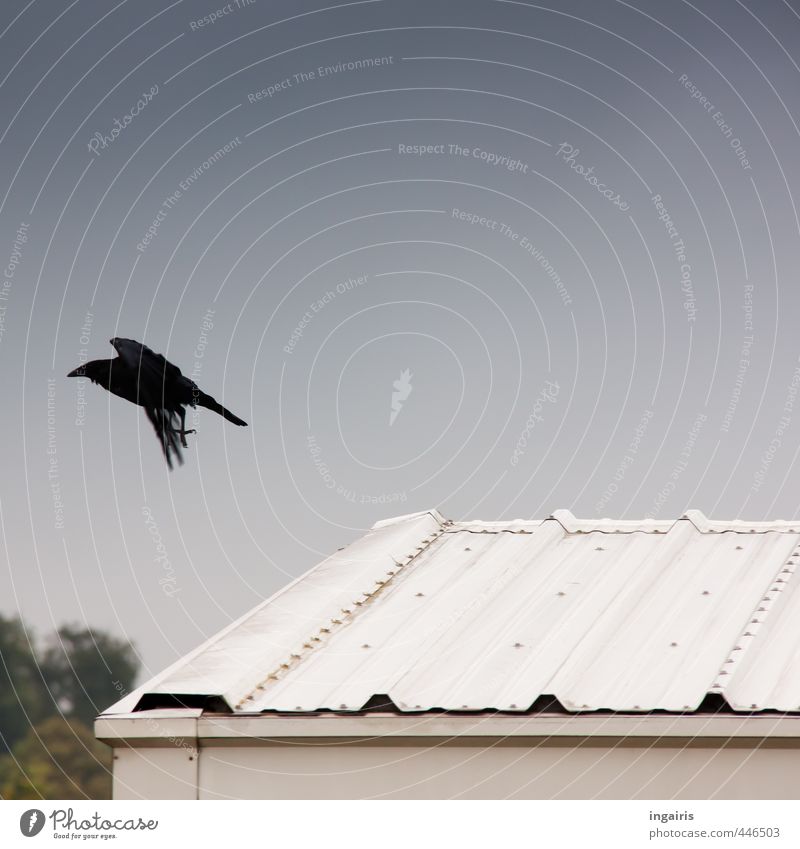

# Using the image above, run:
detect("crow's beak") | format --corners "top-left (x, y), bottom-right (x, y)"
top-left (67, 367), bottom-right (84, 377)
top-left (109, 337), bottom-right (117, 347)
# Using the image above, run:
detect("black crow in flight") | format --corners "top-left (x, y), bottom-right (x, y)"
top-left (67, 337), bottom-right (247, 468)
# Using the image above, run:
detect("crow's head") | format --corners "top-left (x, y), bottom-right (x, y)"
top-left (67, 359), bottom-right (113, 386)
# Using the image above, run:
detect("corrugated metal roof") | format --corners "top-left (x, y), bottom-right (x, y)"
top-left (107, 509), bottom-right (800, 716)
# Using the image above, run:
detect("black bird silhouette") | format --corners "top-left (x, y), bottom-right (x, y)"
top-left (67, 337), bottom-right (247, 468)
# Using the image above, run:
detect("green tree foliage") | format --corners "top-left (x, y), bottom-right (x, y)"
top-left (0, 717), bottom-right (112, 799)
top-left (0, 617), bottom-right (138, 799)
top-left (40, 626), bottom-right (139, 728)
top-left (0, 615), bottom-right (48, 753)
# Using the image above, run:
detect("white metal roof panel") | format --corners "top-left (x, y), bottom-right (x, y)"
top-left (725, 542), bottom-right (800, 711)
top-left (105, 510), bottom-right (446, 714)
top-left (105, 509), bottom-right (800, 716)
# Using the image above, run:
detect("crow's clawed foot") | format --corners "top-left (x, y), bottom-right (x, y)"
top-left (177, 428), bottom-right (196, 448)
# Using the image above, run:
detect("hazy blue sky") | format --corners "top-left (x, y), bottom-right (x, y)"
top-left (2, 0), bottom-right (800, 679)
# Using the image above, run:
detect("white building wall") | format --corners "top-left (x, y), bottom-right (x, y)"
top-left (113, 746), bottom-right (199, 800)
top-left (111, 742), bottom-right (800, 800)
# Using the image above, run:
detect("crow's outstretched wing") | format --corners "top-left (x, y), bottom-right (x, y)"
top-left (113, 338), bottom-right (182, 374)
top-left (143, 406), bottom-right (183, 469)
top-left (112, 338), bottom-right (184, 406)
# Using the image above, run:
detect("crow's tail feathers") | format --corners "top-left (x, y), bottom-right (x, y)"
top-left (195, 391), bottom-right (248, 426)
top-left (144, 406), bottom-right (184, 469)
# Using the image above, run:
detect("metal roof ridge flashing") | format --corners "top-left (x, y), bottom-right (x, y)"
top-left (681, 509), bottom-right (710, 533)
top-left (681, 510), bottom-right (800, 534)
top-left (233, 520), bottom-right (449, 711)
top-left (372, 509), bottom-right (800, 536)
top-left (371, 509), bottom-right (447, 530)
top-left (444, 518), bottom-right (546, 534)
top-left (549, 509), bottom-right (678, 535)
top-left (550, 509), bottom-right (578, 533)
top-left (546, 510), bottom-right (800, 535)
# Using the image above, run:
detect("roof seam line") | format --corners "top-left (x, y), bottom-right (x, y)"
top-left (710, 541), bottom-right (800, 703)
top-left (234, 524), bottom-right (449, 710)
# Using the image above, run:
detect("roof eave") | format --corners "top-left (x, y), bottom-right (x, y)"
top-left (95, 709), bottom-right (800, 746)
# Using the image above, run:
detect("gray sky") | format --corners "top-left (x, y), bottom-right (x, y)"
top-left (2, 0), bottom-right (800, 681)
